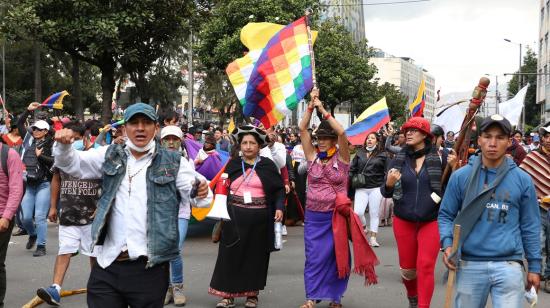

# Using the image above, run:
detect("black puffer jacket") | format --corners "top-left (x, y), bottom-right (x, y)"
top-left (349, 149), bottom-right (389, 189)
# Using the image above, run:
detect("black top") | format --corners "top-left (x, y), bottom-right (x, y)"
top-left (349, 149), bottom-right (389, 189)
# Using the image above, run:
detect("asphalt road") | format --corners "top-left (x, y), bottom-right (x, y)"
top-left (5, 221), bottom-right (549, 308)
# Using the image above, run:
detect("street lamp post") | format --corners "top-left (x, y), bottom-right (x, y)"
top-left (504, 38), bottom-right (524, 129)
top-left (485, 74), bottom-right (501, 115)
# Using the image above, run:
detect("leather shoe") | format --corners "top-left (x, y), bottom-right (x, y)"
top-left (26, 235), bottom-right (37, 250)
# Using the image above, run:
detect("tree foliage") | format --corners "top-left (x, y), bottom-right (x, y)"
top-left (314, 19), bottom-right (378, 115)
top-left (0, 40), bottom-right (100, 116)
top-left (197, 0), bottom-right (319, 71)
top-left (2, 0), bottom-right (193, 122)
top-left (507, 48), bottom-right (539, 128)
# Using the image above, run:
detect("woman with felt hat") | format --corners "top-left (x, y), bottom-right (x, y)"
top-left (298, 90), bottom-right (378, 308)
top-left (208, 125), bottom-right (285, 308)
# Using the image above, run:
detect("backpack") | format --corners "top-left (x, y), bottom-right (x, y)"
top-left (1, 144), bottom-right (8, 176)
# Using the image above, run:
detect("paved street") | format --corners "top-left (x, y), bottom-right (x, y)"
top-left (5, 221), bottom-right (549, 308)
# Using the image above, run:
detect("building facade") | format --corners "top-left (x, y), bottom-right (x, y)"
top-left (320, 0), bottom-right (366, 43)
top-left (537, 0), bottom-right (550, 124)
top-left (370, 51), bottom-right (437, 120)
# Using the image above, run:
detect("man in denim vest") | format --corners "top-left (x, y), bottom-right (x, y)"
top-left (53, 103), bottom-right (212, 308)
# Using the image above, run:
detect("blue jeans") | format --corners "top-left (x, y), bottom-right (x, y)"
top-left (20, 181), bottom-right (51, 246)
top-left (169, 218), bottom-right (189, 284)
top-left (455, 260), bottom-right (524, 308)
top-left (541, 208), bottom-right (550, 279)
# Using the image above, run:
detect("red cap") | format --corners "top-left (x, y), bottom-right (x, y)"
top-left (401, 117), bottom-right (432, 138)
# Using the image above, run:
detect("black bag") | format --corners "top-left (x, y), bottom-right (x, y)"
top-left (351, 155), bottom-right (371, 189)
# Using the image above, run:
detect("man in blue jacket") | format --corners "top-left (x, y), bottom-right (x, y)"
top-left (438, 114), bottom-right (541, 307)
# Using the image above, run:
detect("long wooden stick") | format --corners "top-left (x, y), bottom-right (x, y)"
top-left (444, 224), bottom-right (461, 308)
top-left (441, 77), bottom-right (490, 186)
top-left (304, 9), bottom-right (324, 121)
top-left (304, 9), bottom-right (317, 90)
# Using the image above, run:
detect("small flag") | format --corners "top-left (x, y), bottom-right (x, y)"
top-left (345, 97), bottom-right (391, 145)
top-left (499, 84), bottom-right (529, 127)
top-left (111, 119), bottom-right (125, 128)
top-left (41, 91), bottom-right (69, 110)
top-left (409, 80), bottom-right (426, 117)
top-left (226, 17), bottom-right (317, 129)
top-left (227, 117), bottom-right (235, 133)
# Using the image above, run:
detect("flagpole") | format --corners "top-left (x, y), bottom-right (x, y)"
top-left (305, 9), bottom-right (323, 121)
top-left (305, 9), bottom-right (317, 90)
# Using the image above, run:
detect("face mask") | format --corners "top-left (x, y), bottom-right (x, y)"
top-left (161, 139), bottom-right (181, 152)
top-left (126, 138), bottom-right (155, 153)
top-left (366, 145), bottom-right (376, 152)
top-left (72, 140), bottom-right (85, 151)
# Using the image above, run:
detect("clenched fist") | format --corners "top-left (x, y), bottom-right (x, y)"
top-left (55, 128), bottom-right (75, 144)
top-left (386, 168), bottom-right (402, 189)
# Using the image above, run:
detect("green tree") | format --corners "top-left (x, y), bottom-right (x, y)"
top-left (2, 0), bottom-right (193, 122)
top-left (0, 40), bottom-right (100, 116)
top-left (507, 48), bottom-right (539, 128)
top-left (314, 19), bottom-right (378, 115)
top-left (196, 69), bottom-right (238, 128)
top-left (197, 0), bottom-right (319, 71)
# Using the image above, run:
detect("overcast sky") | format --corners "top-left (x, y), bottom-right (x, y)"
top-left (364, 0), bottom-right (539, 94)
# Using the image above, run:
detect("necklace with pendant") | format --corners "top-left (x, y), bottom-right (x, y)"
top-left (127, 157), bottom-right (153, 195)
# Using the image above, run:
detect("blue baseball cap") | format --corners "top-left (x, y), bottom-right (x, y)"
top-left (124, 103), bottom-right (158, 122)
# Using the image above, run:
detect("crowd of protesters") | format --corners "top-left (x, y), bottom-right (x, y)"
top-left (0, 92), bottom-right (548, 308)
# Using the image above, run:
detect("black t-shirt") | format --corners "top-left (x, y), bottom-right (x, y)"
top-left (56, 169), bottom-right (101, 226)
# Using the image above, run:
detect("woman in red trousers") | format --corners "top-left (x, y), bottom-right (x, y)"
top-left (381, 117), bottom-right (455, 308)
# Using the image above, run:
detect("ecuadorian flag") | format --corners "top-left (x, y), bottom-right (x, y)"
top-left (409, 79), bottom-right (426, 117)
top-left (345, 97), bottom-right (391, 145)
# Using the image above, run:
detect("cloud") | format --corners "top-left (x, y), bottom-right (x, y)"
top-left (364, 0), bottom-right (539, 93)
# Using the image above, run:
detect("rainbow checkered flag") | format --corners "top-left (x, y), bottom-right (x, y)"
top-left (226, 17), bottom-right (316, 128)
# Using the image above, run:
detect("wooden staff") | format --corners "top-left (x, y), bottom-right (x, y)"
top-left (304, 9), bottom-right (323, 121)
top-left (305, 9), bottom-right (317, 90)
top-left (444, 224), bottom-right (461, 308)
top-left (441, 77), bottom-right (490, 186)
top-left (23, 289), bottom-right (87, 308)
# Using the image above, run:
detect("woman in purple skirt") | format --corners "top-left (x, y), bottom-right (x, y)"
top-left (298, 89), bottom-right (350, 308)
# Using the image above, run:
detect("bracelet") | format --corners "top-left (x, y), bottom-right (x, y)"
top-left (307, 106), bottom-right (314, 113)
top-left (323, 113), bottom-right (331, 120)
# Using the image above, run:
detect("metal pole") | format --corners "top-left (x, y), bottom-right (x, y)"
top-left (495, 75), bottom-right (499, 114)
top-left (1, 3), bottom-right (5, 118)
top-left (519, 43), bottom-right (524, 130)
top-left (1, 42), bottom-right (5, 116)
top-left (187, 30), bottom-right (193, 124)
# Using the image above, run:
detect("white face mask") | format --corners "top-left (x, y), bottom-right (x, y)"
top-left (366, 145), bottom-right (376, 152)
top-left (126, 138), bottom-right (155, 153)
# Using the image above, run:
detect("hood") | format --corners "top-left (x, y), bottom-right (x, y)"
top-left (467, 154), bottom-right (517, 170)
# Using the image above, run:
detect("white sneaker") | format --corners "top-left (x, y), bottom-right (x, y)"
top-left (369, 236), bottom-right (380, 247)
top-left (282, 225), bottom-right (288, 236)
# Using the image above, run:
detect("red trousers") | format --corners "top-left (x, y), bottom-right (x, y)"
top-left (393, 216), bottom-right (440, 308)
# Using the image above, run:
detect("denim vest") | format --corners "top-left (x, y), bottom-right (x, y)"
top-left (91, 143), bottom-right (181, 267)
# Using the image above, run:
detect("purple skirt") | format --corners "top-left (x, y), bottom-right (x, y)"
top-left (304, 210), bottom-right (349, 303)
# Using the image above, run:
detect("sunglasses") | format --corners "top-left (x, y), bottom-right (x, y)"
top-left (32, 127), bottom-right (47, 132)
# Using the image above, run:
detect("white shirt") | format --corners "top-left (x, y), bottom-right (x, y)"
top-left (53, 142), bottom-right (212, 268)
top-left (266, 142), bottom-right (286, 170)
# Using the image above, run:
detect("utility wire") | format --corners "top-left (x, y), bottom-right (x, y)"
top-left (320, 0), bottom-right (431, 7)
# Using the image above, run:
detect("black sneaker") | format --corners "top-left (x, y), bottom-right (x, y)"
top-left (26, 235), bottom-right (37, 250)
top-left (33, 245), bottom-right (46, 257)
top-left (12, 228), bottom-right (28, 236)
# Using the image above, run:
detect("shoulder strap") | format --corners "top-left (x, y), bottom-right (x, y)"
top-left (1, 144), bottom-right (9, 176)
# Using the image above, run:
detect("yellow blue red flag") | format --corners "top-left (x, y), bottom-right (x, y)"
top-left (409, 80), bottom-right (426, 117)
